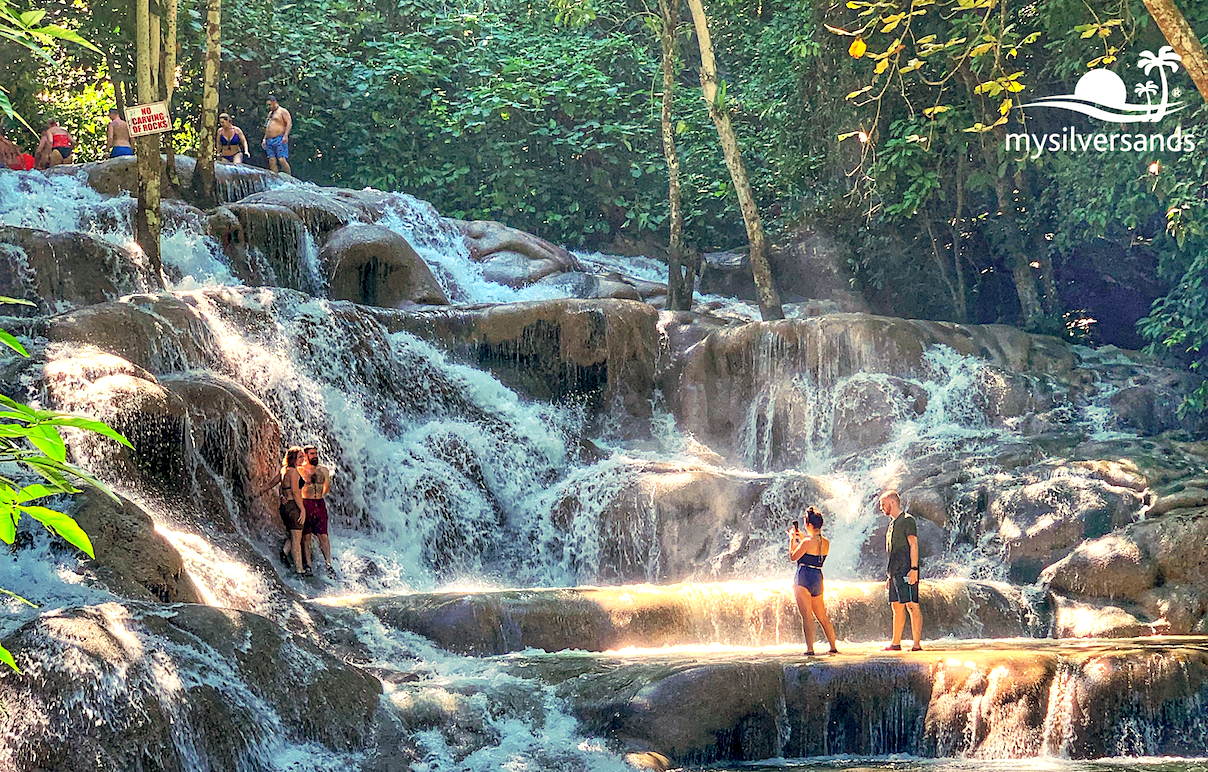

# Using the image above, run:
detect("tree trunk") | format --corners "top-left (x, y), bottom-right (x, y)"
top-left (105, 51), bottom-right (127, 111)
top-left (958, 65), bottom-right (1044, 328)
top-left (161, 0), bottom-right (180, 193)
top-left (149, 12), bottom-right (160, 97)
top-left (1142, 0), bottom-right (1208, 102)
top-left (192, 0), bottom-right (221, 206)
top-left (658, 0), bottom-right (693, 311)
top-left (949, 150), bottom-right (968, 323)
top-left (134, 0), bottom-right (163, 280)
top-left (684, 0), bottom-right (782, 320)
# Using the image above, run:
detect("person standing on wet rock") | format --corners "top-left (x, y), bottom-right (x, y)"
top-left (880, 489), bottom-right (923, 651)
top-left (788, 507), bottom-right (839, 656)
top-left (261, 94), bottom-right (292, 175)
top-left (300, 444), bottom-right (334, 575)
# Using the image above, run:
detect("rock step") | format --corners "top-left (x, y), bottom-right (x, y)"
top-left (499, 637), bottom-right (1208, 765)
top-left (327, 579), bottom-right (1046, 655)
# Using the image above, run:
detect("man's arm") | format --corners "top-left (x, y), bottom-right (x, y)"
top-left (907, 534), bottom-right (919, 585)
top-left (320, 465), bottom-right (331, 497)
top-left (106, 123), bottom-right (114, 151)
top-left (283, 109), bottom-right (292, 143)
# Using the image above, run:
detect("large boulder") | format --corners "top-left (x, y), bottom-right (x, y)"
top-left (66, 487), bottom-right (203, 604)
top-left (47, 294), bottom-right (221, 375)
top-left (319, 223), bottom-right (449, 307)
top-left (237, 186), bottom-right (371, 246)
top-left (391, 298), bottom-right (659, 421)
top-left (158, 372), bottom-right (282, 534)
top-left (0, 603), bottom-right (381, 771)
top-left (0, 226), bottom-right (160, 313)
top-left (452, 218), bottom-right (582, 272)
top-left (40, 346), bottom-right (191, 489)
top-left (1041, 508), bottom-right (1208, 633)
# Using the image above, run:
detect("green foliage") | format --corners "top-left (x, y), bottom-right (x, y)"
top-left (0, 297), bottom-right (131, 671)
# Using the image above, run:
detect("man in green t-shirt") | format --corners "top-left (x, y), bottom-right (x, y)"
top-left (880, 489), bottom-right (922, 651)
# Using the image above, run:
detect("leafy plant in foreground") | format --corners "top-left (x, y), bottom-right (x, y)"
top-left (0, 298), bottom-right (132, 671)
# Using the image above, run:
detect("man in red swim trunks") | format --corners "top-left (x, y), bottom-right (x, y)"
top-left (300, 444), bottom-right (334, 574)
top-left (34, 119), bottom-right (73, 168)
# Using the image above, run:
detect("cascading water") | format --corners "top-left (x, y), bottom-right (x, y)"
top-left (6, 165), bottom-right (1203, 772)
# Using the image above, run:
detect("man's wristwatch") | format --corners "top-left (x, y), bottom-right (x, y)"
top-left (911, 566), bottom-right (919, 571)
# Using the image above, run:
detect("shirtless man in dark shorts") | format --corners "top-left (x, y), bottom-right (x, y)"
top-left (300, 444), bottom-right (333, 574)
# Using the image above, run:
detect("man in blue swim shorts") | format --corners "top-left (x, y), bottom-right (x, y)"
top-left (106, 108), bottom-right (134, 158)
top-left (261, 94), bottom-right (292, 175)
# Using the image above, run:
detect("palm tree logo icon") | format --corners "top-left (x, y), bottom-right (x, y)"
top-left (1138, 46), bottom-right (1183, 122)
top-left (1021, 46), bottom-right (1186, 123)
top-left (1135, 81), bottom-right (1159, 106)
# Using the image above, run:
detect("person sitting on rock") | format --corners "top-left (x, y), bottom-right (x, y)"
top-left (106, 108), bottom-right (134, 158)
top-left (34, 119), bottom-right (73, 168)
top-left (262, 446), bottom-right (306, 575)
top-left (217, 113), bottom-right (249, 164)
top-left (789, 507), bottom-right (839, 656)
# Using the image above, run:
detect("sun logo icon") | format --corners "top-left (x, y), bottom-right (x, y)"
top-left (1021, 46), bottom-right (1186, 123)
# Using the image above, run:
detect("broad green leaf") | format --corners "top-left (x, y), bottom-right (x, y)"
top-left (26, 425), bottom-right (66, 463)
top-left (43, 416), bottom-right (133, 449)
top-left (0, 508), bottom-right (15, 543)
top-left (0, 329), bottom-right (28, 357)
top-left (0, 643), bottom-right (17, 672)
top-left (21, 505), bottom-right (93, 558)
top-left (35, 26), bottom-right (102, 54)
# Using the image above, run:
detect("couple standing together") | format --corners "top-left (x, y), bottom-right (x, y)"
top-left (271, 445), bottom-right (333, 576)
top-left (788, 489), bottom-right (923, 655)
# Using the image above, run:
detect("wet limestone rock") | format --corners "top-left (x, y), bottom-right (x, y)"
top-left (355, 579), bottom-right (1038, 656)
top-left (319, 223), bottom-right (449, 308)
top-left (40, 346), bottom-right (191, 490)
top-left (672, 314), bottom-right (1077, 464)
top-left (0, 226), bottom-right (160, 313)
top-left (452, 218), bottom-right (582, 274)
top-left (557, 640), bottom-right (1208, 764)
top-left (1042, 508), bottom-right (1208, 633)
top-left (0, 603), bottom-right (381, 772)
top-left (47, 294), bottom-right (221, 375)
top-left (392, 298), bottom-right (659, 420)
top-left (158, 372), bottom-right (282, 533)
top-left (832, 376), bottom-right (928, 455)
top-left (67, 486), bottom-right (203, 604)
top-left (237, 186), bottom-right (372, 246)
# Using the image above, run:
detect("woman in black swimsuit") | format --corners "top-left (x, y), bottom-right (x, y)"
top-left (262, 446), bottom-right (306, 574)
top-left (217, 113), bottom-right (249, 164)
top-left (788, 507), bottom-right (839, 656)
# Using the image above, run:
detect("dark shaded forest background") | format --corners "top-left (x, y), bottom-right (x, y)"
top-left (4, 0), bottom-right (1208, 405)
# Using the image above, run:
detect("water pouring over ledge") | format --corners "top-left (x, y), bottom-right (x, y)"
top-left (3, 163), bottom-right (1208, 770)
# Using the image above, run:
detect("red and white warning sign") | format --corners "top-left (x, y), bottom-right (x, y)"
top-left (125, 102), bottom-right (173, 137)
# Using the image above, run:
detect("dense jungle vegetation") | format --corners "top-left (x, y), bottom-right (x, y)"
top-left (3, 0), bottom-right (1208, 404)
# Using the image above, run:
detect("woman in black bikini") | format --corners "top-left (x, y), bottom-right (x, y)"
top-left (262, 446), bottom-right (306, 574)
top-left (788, 507), bottom-right (839, 656)
top-left (217, 113), bottom-right (249, 164)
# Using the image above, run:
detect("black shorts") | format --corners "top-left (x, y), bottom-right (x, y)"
top-left (280, 500), bottom-right (303, 531)
top-left (888, 574), bottom-right (919, 604)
